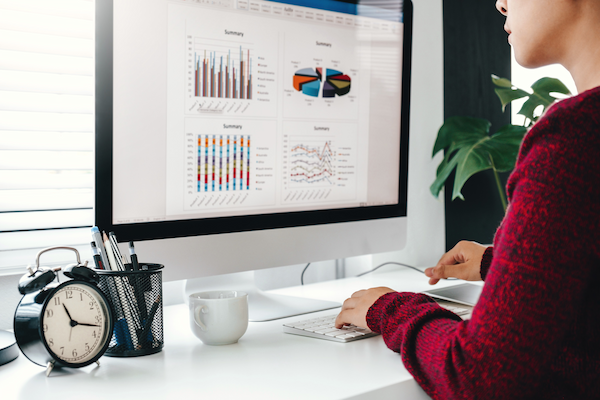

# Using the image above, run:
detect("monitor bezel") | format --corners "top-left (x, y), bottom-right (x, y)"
top-left (95, 0), bottom-right (413, 242)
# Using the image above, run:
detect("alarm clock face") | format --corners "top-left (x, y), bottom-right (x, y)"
top-left (41, 282), bottom-right (112, 365)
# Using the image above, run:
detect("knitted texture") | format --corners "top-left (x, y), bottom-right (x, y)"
top-left (366, 86), bottom-right (600, 399)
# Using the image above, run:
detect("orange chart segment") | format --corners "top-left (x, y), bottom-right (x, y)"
top-left (293, 75), bottom-right (318, 91)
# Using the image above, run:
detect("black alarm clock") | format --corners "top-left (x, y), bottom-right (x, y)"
top-left (14, 247), bottom-right (114, 376)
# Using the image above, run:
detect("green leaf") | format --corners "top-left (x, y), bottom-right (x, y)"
top-left (531, 77), bottom-right (571, 96)
top-left (491, 74), bottom-right (512, 88)
top-left (452, 144), bottom-right (491, 201)
top-left (430, 152), bottom-right (460, 198)
top-left (492, 75), bottom-right (529, 111)
top-left (494, 87), bottom-right (530, 112)
top-left (486, 125), bottom-right (528, 171)
top-left (518, 77), bottom-right (572, 122)
top-left (431, 116), bottom-right (527, 201)
top-left (432, 116), bottom-right (491, 157)
top-left (451, 125), bottom-right (527, 200)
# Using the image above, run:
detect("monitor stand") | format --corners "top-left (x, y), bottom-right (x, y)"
top-left (184, 271), bottom-right (341, 322)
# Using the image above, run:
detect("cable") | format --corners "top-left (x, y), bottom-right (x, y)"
top-left (357, 261), bottom-right (456, 280)
top-left (356, 261), bottom-right (425, 277)
top-left (300, 260), bottom-right (456, 285)
top-left (300, 262), bottom-right (311, 285)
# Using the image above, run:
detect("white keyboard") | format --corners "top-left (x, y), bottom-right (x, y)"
top-left (283, 314), bottom-right (378, 343)
top-left (442, 304), bottom-right (471, 317)
top-left (283, 303), bottom-right (472, 343)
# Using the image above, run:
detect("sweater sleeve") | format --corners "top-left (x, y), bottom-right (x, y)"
top-left (479, 246), bottom-right (493, 281)
top-left (366, 100), bottom-right (600, 399)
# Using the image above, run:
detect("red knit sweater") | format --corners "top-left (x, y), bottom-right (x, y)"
top-left (366, 86), bottom-right (600, 399)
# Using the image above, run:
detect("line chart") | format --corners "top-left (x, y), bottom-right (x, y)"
top-left (289, 140), bottom-right (335, 187)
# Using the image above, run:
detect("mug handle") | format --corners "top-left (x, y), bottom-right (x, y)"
top-left (194, 305), bottom-right (208, 331)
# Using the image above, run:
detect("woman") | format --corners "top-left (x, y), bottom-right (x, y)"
top-left (335, 0), bottom-right (600, 398)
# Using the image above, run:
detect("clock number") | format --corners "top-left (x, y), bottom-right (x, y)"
top-left (46, 309), bottom-right (54, 318)
top-left (66, 290), bottom-right (73, 299)
top-left (54, 297), bottom-right (61, 306)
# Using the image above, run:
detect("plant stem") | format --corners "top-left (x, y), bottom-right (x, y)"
top-left (489, 156), bottom-right (508, 212)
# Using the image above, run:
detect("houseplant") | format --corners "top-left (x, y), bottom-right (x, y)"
top-left (430, 75), bottom-right (571, 211)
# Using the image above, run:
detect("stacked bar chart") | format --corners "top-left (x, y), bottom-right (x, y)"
top-left (193, 46), bottom-right (252, 100)
top-left (293, 68), bottom-right (351, 98)
top-left (197, 135), bottom-right (251, 192)
top-left (290, 140), bottom-right (335, 186)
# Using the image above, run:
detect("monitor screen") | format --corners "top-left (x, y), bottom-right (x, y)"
top-left (95, 0), bottom-right (412, 281)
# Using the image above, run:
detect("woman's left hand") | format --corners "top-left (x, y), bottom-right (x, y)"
top-left (335, 287), bottom-right (396, 329)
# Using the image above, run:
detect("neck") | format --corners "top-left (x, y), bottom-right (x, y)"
top-left (562, 3), bottom-right (600, 93)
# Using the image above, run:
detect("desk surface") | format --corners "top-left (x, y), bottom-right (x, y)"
top-left (1, 268), bottom-right (471, 400)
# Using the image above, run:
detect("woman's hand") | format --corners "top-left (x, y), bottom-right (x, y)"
top-left (335, 287), bottom-right (396, 329)
top-left (424, 241), bottom-right (487, 285)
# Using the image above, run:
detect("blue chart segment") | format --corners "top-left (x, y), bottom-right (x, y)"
top-left (290, 140), bottom-right (335, 187)
top-left (197, 135), bottom-right (251, 192)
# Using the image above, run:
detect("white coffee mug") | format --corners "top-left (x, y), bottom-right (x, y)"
top-left (189, 291), bottom-right (249, 345)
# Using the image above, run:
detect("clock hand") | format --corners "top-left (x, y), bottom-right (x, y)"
top-left (63, 304), bottom-right (80, 327)
top-left (63, 304), bottom-right (74, 322)
top-left (78, 322), bottom-right (101, 327)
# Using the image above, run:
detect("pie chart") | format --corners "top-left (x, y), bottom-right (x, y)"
top-left (293, 67), bottom-right (352, 98)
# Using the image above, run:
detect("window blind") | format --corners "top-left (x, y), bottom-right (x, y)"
top-left (0, 0), bottom-right (94, 273)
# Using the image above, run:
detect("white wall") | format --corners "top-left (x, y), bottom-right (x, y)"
top-left (0, 0), bottom-right (445, 329)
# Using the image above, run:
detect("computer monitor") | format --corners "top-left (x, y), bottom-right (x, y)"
top-left (95, 0), bottom-right (412, 320)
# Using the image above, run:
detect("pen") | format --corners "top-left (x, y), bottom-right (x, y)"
top-left (103, 232), bottom-right (119, 271)
top-left (90, 242), bottom-right (105, 270)
top-left (109, 231), bottom-right (126, 271)
top-left (138, 295), bottom-right (161, 349)
top-left (91, 226), bottom-right (110, 270)
top-left (129, 241), bottom-right (140, 271)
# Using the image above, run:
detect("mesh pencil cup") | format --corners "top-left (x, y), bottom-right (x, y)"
top-left (96, 264), bottom-right (164, 357)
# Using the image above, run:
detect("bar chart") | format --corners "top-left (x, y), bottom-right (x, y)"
top-left (196, 134), bottom-right (251, 192)
top-left (181, 119), bottom-right (277, 211)
top-left (193, 46), bottom-right (252, 100)
top-left (183, 31), bottom-right (277, 117)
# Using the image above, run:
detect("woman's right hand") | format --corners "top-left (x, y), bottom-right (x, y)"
top-left (424, 241), bottom-right (487, 285)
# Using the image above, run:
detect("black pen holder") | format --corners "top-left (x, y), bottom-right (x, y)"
top-left (97, 264), bottom-right (164, 357)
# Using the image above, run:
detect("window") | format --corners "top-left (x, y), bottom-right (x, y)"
top-left (0, 0), bottom-right (94, 274)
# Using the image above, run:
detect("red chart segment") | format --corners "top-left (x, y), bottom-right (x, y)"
top-left (292, 68), bottom-right (351, 98)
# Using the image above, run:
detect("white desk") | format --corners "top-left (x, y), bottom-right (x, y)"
top-left (1, 268), bottom-right (470, 400)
